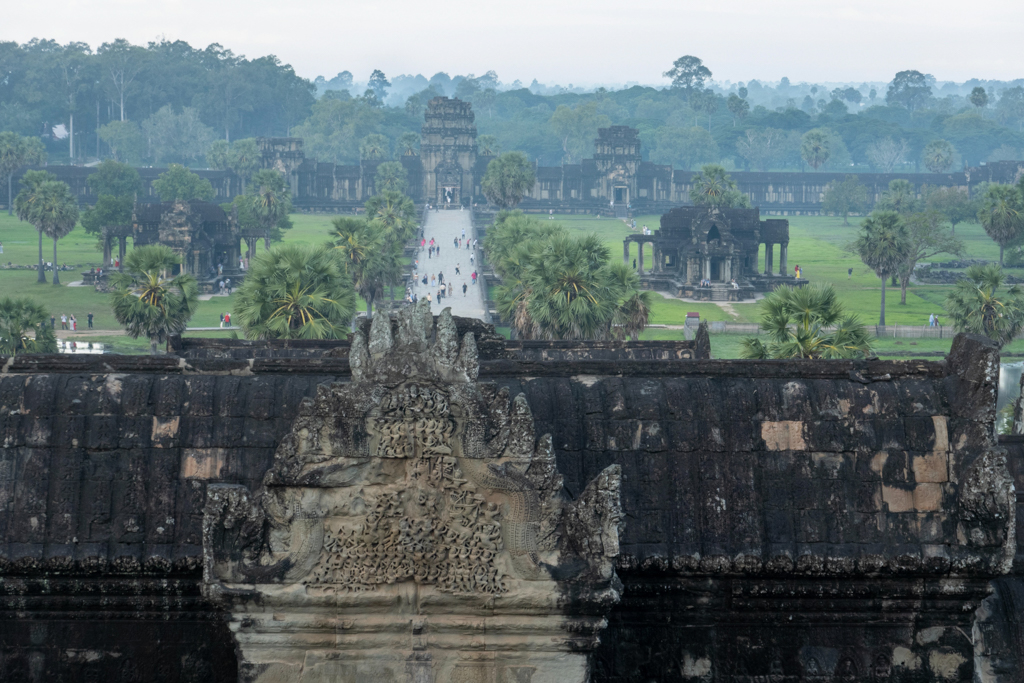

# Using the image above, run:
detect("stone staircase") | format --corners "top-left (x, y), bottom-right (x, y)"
top-left (615, 205), bottom-right (627, 219)
top-left (710, 286), bottom-right (729, 301)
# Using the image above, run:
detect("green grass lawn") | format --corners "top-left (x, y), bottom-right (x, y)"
top-left (1, 205), bottom-right (1018, 358)
top-left (0, 211), bottom-right (370, 338)
top-left (550, 212), bottom-right (1023, 333)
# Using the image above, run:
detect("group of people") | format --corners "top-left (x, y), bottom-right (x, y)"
top-left (928, 313), bottom-right (942, 327)
top-left (423, 237), bottom-right (441, 259)
top-left (219, 312), bottom-right (232, 328)
top-left (698, 278), bottom-right (713, 287)
top-left (52, 312), bottom-right (93, 331)
top-left (413, 221), bottom-right (481, 306)
top-left (218, 278), bottom-right (232, 294)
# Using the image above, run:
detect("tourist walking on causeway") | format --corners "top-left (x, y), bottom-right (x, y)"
top-left (463, 282), bottom-right (467, 296)
top-left (455, 264), bottom-right (460, 275)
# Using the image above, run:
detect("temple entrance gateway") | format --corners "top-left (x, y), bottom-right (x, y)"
top-left (710, 259), bottom-right (721, 281)
top-left (614, 186), bottom-right (627, 204)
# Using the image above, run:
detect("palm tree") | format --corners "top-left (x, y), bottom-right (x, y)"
top-left (607, 261), bottom-right (653, 341)
top-left (854, 211), bottom-right (910, 327)
top-left (233, 244), bottom-right (356, 340)
top-left (944, 264), bottom-right (1024, 348)
top-left (978, 184), bottom-right (1024, 265)
top-left (365, 190), bottom-right (418, 243)
top-left (331, 216), bottom-right (397, 316)
top-left (800, 130), bottom-right (830, 171)
top-left (689, 164), bottom-right (749, 207)
top-left (525, 234), bottom-right (618, 340)
top-left (109, 244), bottom-right (199, 354)
top-left (373, 161), bottom-right (408, 194)
top-left (396, 132), bottom-right (420, 157)
top-left (875, 179), bottom-right (919, 215)
top-left (13, 170), bottom-right (57, 283)
top-left (31, 181), bottom-right (80, 285)
top-left (248, 169), bottom-right (291, 243)
top-left (0, 297), bottom-right (57, 355)
top-left (359, 134), bottom-right (389, 161)
top-left (741, 284), bottom-right (873, 359)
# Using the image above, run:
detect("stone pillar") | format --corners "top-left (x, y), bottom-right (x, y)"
top-left (624, 241), bottom-right (630, 265)
top-left (765, 243), bottom-right (773, 276)
top-left (724, 257), bottom-right (731, 282)
top-left (704, 257), bottom-right (711, 281)
top-left (654, 246), bottom-right (662, 273)
top-left (118, 237), bottom-right (126, 270)
top-left (638, 242), bottom-right (644, 275)
top-left (780, 242), bottom-right (788, 276)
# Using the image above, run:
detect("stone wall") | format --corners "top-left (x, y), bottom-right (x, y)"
top-left (0, 321), bottom-right (1017, 681)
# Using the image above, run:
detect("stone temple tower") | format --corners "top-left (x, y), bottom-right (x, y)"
top-left (420, 97), bottom-right (477, 207)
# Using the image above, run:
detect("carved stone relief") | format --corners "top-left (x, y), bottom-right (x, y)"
top-left (203, 302), bottom-right (623, 683)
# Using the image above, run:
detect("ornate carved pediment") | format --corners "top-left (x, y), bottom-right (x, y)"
top-left (202, 303), bottom-right (623, 682)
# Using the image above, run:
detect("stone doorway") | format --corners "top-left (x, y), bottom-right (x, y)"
top-left (614, 186), bottom-right (628, 204)
top-left (710, 259), bottom-right (721, 281)
top-left (441, 185), bottom-right (458, 207)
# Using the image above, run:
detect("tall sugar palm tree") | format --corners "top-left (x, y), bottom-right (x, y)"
top-left (525, 234), bottom-right (617, 340)
top-left (109, 244), bottom-right (199, 354)
top-left (607, 261), bottom-right (653, 341)
top-left (0, 297), bottom-right (57, 355)
top-left (365, 190), bottom-right (418, 243)
top-left (945, 264), bottom-right (1024, 348)
top-left (978, 184), bottom-right (1024, 265)
top-left (373, 161), bottom-right (408, 194)
top-left (741, 284), bottom-right (873, 359)
top-left (32, 181), bottom-right (80, 285)
top-left (854, 211), bottom-right (910, 327)
top-left (13, 170), bottom-right (57, 283)
top-left (331, 216), bottom-right (400, 315)
top-left (233, 244), bottom-right (356, 340)
top-left (248, 169), bottom-right (292, 243)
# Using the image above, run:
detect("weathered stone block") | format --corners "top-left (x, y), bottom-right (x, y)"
top-left (913, 451), bottom-right (949, 483)
top-left (913, 483), bottom-right (944, 511)
top-left (882, 484), bottom-right (915, 513)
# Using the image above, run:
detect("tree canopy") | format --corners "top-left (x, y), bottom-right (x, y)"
top-left (484, 211), bottom-right (652, 341)
top-left (978, 183), bottom-right (1024, 265)
top-left (664, 56), bottom-right (712, 95)
top-left (688, 165), bottom-right (750, 207)
top-left (853, 211), bottom-right (911, 327)
top-left (945, 264), bottom-right (1024, 348)
top-left (822, 176), bottom-right (868, 225)
top-left (109, 244), bottom-right (199, 353)
top-left (741, 284), bottom-right (872, 359)
top-left (233, 244), bottom-right (357, 340)
top-left (0, 297), bottom-right (57, 355)
top-left (151, 164), bottom-right (215, 202)
top-left (480, 152), bottom-right (535, 209)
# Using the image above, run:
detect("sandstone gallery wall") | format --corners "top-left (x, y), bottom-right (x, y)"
top-left (0, 320), bottom-right (1021, 682)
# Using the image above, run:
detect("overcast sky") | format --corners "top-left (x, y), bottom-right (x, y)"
top-left (4, 0), bottom-right (1022, 86)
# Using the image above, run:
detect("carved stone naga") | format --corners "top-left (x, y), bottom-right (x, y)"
top-left (203, 302), bottom-right (624, 683)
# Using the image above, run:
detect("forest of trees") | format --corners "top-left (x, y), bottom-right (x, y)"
top-left (3, 39), bottom-right (1024, 173)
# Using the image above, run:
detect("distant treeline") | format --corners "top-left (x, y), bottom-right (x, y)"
top-left (3, 39), bottom-right (1024, 173)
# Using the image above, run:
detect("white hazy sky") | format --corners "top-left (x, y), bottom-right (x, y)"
top-left (4, 0), bottom-right (1022, 85)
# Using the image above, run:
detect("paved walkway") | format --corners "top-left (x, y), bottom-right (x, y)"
top-left (410, 209), bottom-right (486, 320)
